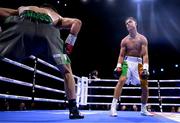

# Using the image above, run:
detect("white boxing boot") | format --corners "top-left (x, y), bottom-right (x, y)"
top-left (110, 98), bottom-right (118, 117)
top-left (141, 104), bottom-right (154, 116)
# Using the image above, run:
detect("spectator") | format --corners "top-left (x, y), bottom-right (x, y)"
top-left (171, 106), bottom-right (176, 112)
top-left (121, 105), bottom-right (127, 111)
top-left (132, 104), bottom-right (138, 111)
top-left (19, 102), bottom-right (26, 110)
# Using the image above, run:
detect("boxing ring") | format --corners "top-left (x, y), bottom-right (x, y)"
top-left (0, 56), bottom-right (180, 123)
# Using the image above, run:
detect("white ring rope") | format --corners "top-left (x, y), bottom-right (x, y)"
top-left (0, 94), bottom-right (65, 103)
top-left (29, 55), bottom-right (59, 71)
top-left (161, 96), bottom-right (180, 99)
top-left (88, 95), bottom-right (158, 98)
top-left (1, 57), bottom-right (64, 82)
top-left (87, 95), bottom-right (180, 99)
top-left (158, 87), bottom-right (180, 89)
top-left (86, 102), bottom-right (160, 106)
top-left (159, 80), bottom-right (180, 82)
top-left (86, 102), bottom-right (180, 106)
top-left (88, 86), bottom-right (180, 90)
top-left (1, 75), bottom-right (179, 100)
top-left (88, 79), bottom-right (158, 83)
top-left (82, 78), bottom-right (180, 109)
top-left (1, 57), bottom-right (180, 109)
top-left (0, 76), bottom-right (65, 94)
top-left (29, 55), bottom-right (80, 80)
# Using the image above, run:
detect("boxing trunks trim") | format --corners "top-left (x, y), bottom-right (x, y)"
top-left (19, 10), bottom-right (53, 24)
top-left (124, 56), bottom-right (142, 63)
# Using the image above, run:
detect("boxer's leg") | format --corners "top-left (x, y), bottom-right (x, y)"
top-left (56, 64), bottom-right (84, 119)
top-left (110, 62), bottom-right (128, 117)
top-left (138, 64), bottom-right (153, 116)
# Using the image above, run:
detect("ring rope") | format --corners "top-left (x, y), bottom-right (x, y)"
top-left (0, 94), bottom-right (65, 103)
top-left (1, 57), bottom-right (64, 82)
top-left (1, 57), bottom-right (179, 110)
top-left (86, 102), bottom-right (160, 106)
top-left (86, 102), bottom-right (180, 106)
top-left (88, 86), bottom-right (180, 90)
top-left (0, 76), bottom-right (65, 94)
top-left (89, 79), bottom-right (180, 83)
top-left (29, 55), bottom-right (80, 80)
top-left (89, 79), bottom-right (158, 82)
top-left (88, 95), bottom-right (145, 98)
top-left (159, 80), bottom-right (180, 82)
top-left (88, 95), bottom-right (180, 99)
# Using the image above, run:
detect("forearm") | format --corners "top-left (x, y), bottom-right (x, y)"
top-left (118, 55), bottom-right (124, 64)
top-left (69, 19), bottom-right (82, 36)
top-left (118, 48), bottom-right (125, 64)
top-left (0, 8), bottom-right (18, 17)
top-left (65, 19), bottom-right (82, 46)
top-left (143, 54), bottom-right (149, 71)
top-left (143, 54), bottom-right (149, 64)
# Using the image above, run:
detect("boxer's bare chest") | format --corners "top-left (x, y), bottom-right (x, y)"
top-left (125, 36), bottom-right (142, 56)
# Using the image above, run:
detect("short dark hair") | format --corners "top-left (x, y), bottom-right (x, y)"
top-left (125, 17), bottom-right (137, 23)
top-left (91, 70), bottom-right (98, 76)
top-left (40, 3), bottom-right (58, 12)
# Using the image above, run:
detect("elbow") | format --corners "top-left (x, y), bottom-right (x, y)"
top-left (70, 19), bottom-right (82, 35)
top-left (74, 19), bottom-right (82, 28)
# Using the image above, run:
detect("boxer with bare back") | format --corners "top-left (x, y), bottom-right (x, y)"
top-left (0, 4), bottom-right (83, 119)
top-left (110, 17), bottom-right (153, 117)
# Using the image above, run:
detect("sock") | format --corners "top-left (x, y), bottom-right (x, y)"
top-left (141, 103), bottom-right (146, 110)
top-left (112, 98), bottom-right (118, 104)
top-left (111, 98), bottom-right (118, 109)
top-left (68, 99), bottom-right (77, 111)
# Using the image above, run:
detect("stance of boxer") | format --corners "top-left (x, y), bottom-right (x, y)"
top-left (0, 4), bottom-right (83, 119)
top-left (110, 17), bottom-right (153, 116)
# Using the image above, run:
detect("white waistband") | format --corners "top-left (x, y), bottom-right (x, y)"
top-left (124, 56), bottom-right (142, 63)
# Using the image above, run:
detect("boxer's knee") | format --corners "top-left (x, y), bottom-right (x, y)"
top-left (141, 80), bottom-right (148, 89)
top-left (57, 64), bottom-right (72, 76)
top-left (117, 76), bottom-right (126, 87)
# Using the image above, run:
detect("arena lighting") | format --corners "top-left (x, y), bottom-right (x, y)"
top-left (132, 0), bottom-right (155, 2)
top-left (107, 0), bottom-right (115, 2)
top-left (175, 64), bottom-right (179, 68)
top-left (81, 0), bottom-right (88, 3)
top-left (57, 0), bottom-right (60, 4)
top-left (160, 68), bottom-right (164, 72)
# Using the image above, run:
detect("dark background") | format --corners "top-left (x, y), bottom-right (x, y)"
top-left (0, 0), bottom-right (180, 79)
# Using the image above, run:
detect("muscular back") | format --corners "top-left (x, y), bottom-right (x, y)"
top-left (17, 6), bottom-right (82, 36)
top-left (18, 6), bottom-right (61, 25)
top-left (121, 33), bottom-right (147, 57)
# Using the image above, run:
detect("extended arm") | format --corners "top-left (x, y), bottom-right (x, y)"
top-left (0, 7), bottom-right (18, 17)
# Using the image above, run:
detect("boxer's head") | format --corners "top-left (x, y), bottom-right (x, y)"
top-left (125, 17), bottom-right (137, 31)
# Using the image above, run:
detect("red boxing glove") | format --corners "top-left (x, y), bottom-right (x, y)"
top-left (65, 34), bottom-right (77, 54)
top-left (65, 43), bottom-right (73, 54)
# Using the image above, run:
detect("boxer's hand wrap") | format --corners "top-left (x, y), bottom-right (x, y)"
top-left (141, 63), bottom-right (150, 80)
top-left (65, 34), bottom-right (77, 54)
top-left (113, 63), bottom-right (122, 79)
